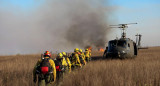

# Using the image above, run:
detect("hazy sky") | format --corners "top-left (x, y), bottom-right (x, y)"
top-left (0, 0), bottom-right (160, 55)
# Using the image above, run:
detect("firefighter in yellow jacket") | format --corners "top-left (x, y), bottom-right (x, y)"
top-left (33, 51), bottom-right (56, 86)
top-left (54, 53), bottom-right (68, 80)
top-left (56, 53), bottom-right (68, 68)
top-left (79, 49), bottom-right (86, 66)
top-left (70, 48), bottom-right (82, 70)
top-left (62, 52), bottom-right (71, 72)
top-left (84, 49), bottom-right (91, 62)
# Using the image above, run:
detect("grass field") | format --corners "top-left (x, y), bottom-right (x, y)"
top-left (0, 47), bottom-right (160, 86)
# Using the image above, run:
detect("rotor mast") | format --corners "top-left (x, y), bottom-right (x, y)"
top-left (110, 23), bottom-right (137, 39)
top-left (121, 25), bottom-right (127, 38)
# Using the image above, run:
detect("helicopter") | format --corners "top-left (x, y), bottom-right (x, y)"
top-left (103, 23), bottom-right (141, 59)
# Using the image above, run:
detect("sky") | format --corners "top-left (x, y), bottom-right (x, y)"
top-left (0, 0), bottom-right (44, 11)
top-left (0, 0), bottom-right (160, 55)
top-left (107, 0), bottom-right (160, 47)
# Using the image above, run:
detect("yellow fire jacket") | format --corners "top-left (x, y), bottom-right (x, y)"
top-left (56, 57), bottom-right (68, 69)
top-left (80, 52), bottom-right (86, 65)
top-left (84, 51), bottom-right (91, 58)
top-left (62, 57), bottom-right (68, 67)
top-left (65, 57), bottom-right (72, 72)
top-left (71, 53), bottom-right (81, 67)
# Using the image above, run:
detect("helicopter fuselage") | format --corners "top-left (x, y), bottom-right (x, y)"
top-left (105, 38), bottom-right (137, 59)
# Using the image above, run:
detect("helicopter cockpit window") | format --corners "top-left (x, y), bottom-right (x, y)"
top-left (117, 41), bottom-right (126, 47)
top-left (109, 41), bottom-right (116, 47)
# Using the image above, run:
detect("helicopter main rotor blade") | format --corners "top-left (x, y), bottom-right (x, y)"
top-left (110, 26), bottom-right (122, 28)
top-left (127, 23), bottom-right (137, 25)
top-left (109, 23), bottom-right (137, 29)
top-left (119, 23), bottom-right (137, 25)
top-left (110, 25), bottom-right (121, 26)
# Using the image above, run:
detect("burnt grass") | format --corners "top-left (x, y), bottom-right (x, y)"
top-left (0, 47), bottom-right (160, 86)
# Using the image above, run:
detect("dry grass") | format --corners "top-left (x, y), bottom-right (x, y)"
top-left (0, 55), bottom-right (38, 86)
top-left (0, 47), bottom-right (160, 86)
top-left (61, 47), bottom-right (160, 86)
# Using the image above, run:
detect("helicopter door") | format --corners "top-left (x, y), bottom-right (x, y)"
top-left (134, 43), bottom-right (137, 55)
top-left (128, 43), bottom-right (130, 49)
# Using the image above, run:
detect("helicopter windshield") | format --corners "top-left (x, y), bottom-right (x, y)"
top-left (108, 40), bottom-right (127, 52)
top-left (108, 40), bottom-right (126, 48)
top-left (117, 40), bottom-right (126, 47)
top-left (109, 41), bottom-right (117, 47)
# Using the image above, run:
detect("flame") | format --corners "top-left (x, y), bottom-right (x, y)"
top-left (98, 48), bottom-right (104, 52)
top-left (85, 46), bottom-right (92, 52)
top-left (88, 47), bottom-right (92, 50)
top-left (88, 47), bottom-right (92, 52)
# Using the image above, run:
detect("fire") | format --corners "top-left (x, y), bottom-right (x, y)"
top-left (88, 47), bottom-right (92, 52)
top-left (98, 48), bottom-right (104, 52)
top-left (88, 47), bottom-right (92, 50)
top-left (85, 46), bottom-right (92, 52)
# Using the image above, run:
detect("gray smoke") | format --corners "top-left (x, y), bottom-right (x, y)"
top-left (65, 5), bottom-right (108, 48)
top-left (0, 0), bottom-right (111, 55)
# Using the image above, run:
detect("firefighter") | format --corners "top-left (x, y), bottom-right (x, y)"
top-left (103, 47), bottom-right (108, 57)
top-left (70, 48), bottom-right (82, 70)
top-left (84, 49), bottom-right (91, 62)
top-left (54, 53), bottom-right (67, 80)
top-left (62, 52), bottom-right (71, 72)
top-left (79, 49), bottom-right (86, 66)
top-left (33, 51), bottom-right (56, 86)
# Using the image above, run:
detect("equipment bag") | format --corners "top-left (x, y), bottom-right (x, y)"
top-left (79, 56), bottom-right (84, 64)
top-left (40, 58), bottom-right (53, 75)
top-left (69, 53), bottom-right (75, 63)
top-left (55, 59), bottom-right (64, 72)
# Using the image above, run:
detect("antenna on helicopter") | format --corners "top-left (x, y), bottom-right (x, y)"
top-left (110, 23), bottom-right (137, 38)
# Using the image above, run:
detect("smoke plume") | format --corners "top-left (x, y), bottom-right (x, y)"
top-left (65, 3), bottom-right (108, 48)
top-left (0, 0), bottom-right (111, 55)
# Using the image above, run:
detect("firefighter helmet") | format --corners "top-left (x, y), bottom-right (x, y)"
top-left (79, 49), bottom-right (83, 53)
top-left (44, 51), bottom-right (51, 57)
top-left (62, 52), bottom-right (66, 56)
top-left (74, 48), bottom-right (79, 52)
top-left (57, 53), bottom-right (63, 59)
top-left (85, 49), bottom-right (89, 51)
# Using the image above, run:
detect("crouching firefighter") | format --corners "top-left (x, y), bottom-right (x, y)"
top-left (33, 51), bottom-right (56, 86)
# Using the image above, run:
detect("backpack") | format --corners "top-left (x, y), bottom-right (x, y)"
top-left (54, 59), bottom-right (64, 72)
top-left (79, 55), bottom-right (84, 64)
top-left (39, 58), bottom-right (53, 75)
top-left (70, 53), bottom-right (75, 63)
